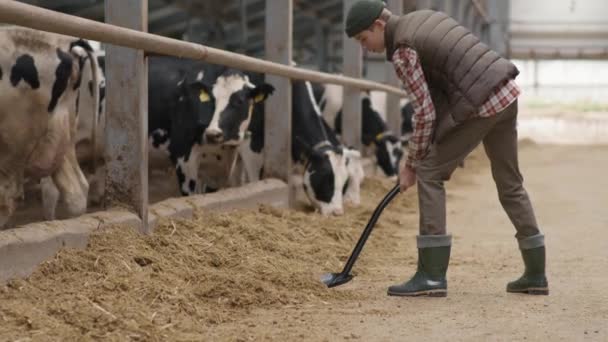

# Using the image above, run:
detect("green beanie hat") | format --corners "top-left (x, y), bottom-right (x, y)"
top-left (345, 0), bottom-right (386, 38)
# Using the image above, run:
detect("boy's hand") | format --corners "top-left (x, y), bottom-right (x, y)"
top-left (399, 164), bottom-right (416, 192)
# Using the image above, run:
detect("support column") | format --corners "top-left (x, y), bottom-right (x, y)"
top-left (342, 0), bottom-right (362, 150)
top-left (385, 0), bottom-right (405, 136)
top-left (264, 0), bottom-right (294, 206)
top-left (104, 0), bottom-right (149, 233)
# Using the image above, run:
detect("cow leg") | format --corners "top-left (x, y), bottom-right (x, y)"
top-left (344, 181), bottom-right (361, 206)
top-left (0, 173), bottom-right (20, 229)
top-left (50, 147), bottom-right (89, 218)
top-left (237, 144), bottom-right (264, 184)
top-left (227, 152), bottom-right (246, 187)
top-left (40, 177), bottom-right (60, 220)
top-left (86, 165), bottom-right (106, 205)
top-left (0, 120), bottom-right (33, 228)
top-left (175, 145), bottom-right (202, 195)
top-left (343, 149), bottom-right (365, 206)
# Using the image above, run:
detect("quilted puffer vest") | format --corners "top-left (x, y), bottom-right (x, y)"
top-left (385, 10), bottom-right (519, 140)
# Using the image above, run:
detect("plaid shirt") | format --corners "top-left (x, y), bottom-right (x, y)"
top-left (392, 47), bottom-right (521, 170)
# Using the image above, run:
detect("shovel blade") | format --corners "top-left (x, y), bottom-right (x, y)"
top-left (320, 272), bottom-right (354, 288)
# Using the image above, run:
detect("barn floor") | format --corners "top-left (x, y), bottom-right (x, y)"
top-left (2, 124), bottom-right (608, 340)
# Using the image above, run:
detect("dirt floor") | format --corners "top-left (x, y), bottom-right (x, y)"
top-left (1, 138), bottom-right (608, 341)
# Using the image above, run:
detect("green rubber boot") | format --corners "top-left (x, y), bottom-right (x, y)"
top-left (388, 236), bottom-right (451, 297)
top-left (507, 236), bottom-right (549, 295)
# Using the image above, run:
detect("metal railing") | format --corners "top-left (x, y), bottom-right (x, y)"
top-left (0, 1), bottom-right (407, 97)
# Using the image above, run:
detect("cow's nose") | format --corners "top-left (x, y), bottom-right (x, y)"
top-left (205, 129), bottom-right (223, 143)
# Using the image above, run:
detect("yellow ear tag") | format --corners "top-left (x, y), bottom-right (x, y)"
top-left (254, 93), bottom-right (265, 103)
top-left (199, 91), bottom-right (210, 103)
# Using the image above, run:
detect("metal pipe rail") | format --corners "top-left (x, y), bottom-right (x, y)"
top-left (0, 0), bottom-right (408, 97)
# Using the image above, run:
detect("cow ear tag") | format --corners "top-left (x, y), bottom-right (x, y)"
top-left (253, 93), bottom-right (265, 103)
top-left (199, 91), bottom-right (210, 103)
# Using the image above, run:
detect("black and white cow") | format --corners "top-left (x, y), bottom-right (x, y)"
top-left (147, 56), bottom-right (274, 195)
top-left (369, 93), bottom-right (464, 169)
top-left (76, 55), bottom-right (274, 198)
top-left (237, 75), bottom-right (360, 215)
top-left (313, 83), bottom-right (404, 177)
top-left (0, 27), bottom-right (99, 227)
top-left (368, 90), bottom-right (414, 144)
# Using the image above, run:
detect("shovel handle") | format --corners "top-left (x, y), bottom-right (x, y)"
top-left (340, 184), bottom-right (401, 275)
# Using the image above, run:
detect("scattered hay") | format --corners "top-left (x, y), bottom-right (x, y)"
top-left (0, 150), bottom-right (488, 340)
top-left (0, 177), bottom-right (416, 341)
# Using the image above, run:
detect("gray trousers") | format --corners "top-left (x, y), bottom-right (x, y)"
top-left (416, 100), bottom-right (541, 241)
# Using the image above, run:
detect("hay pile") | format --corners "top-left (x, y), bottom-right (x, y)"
top-left (0, 177), bottom-right (418, 341)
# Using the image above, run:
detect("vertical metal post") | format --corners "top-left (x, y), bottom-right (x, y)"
top-left (385, 0), bottom-right (405, 136)
top-left (342, 0), bottom-right (362, 149)
top-left (443, 0), bottom-right (453, 14)
top-left (105, 0), bottom-right (149, 233)
top-left (416, 0), bottom-right (431, 9)
top-left (488, 0), bottom-right (510, 57)
top-left (264, 0), bottom-right (294, 206)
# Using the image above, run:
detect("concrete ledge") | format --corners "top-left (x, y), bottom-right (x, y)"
top-left (0, 178), bottom-right (288, 284)
top-left (185, 178), bottom-right (288, 211)
top-left (0, 219), bottom-right (96, 283)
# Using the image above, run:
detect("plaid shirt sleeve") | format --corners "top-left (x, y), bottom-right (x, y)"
top-left (392, 47), bottom-right (435, 170)
top-left (477, 78), bottom-right (521, 117)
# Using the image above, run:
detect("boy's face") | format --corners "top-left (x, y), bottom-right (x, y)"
top-left (354, 20), bottom-right (386, 53)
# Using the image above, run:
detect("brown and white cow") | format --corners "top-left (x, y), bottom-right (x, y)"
top-left (0, 27), bottom-right (100, 227)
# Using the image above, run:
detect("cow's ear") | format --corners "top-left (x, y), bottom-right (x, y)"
top-left (188, 80), bottom-right (212, 103)
top-left (198, 89), bottom-right (211, 103)
top-left (250, 83), bottom-right (275, 103)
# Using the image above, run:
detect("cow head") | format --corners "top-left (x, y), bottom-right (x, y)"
top-left (360, 96), bottom-right (404, 177)
top-left (374, 132), bottom-right (403, 177)
top-left (204, 71), bottom-right (274, 144)
top-left (300, 141), bottom-right (349, 216)
top-left (174, 75), bottom-right (215, 144)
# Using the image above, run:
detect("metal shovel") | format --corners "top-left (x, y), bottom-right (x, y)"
top-left (321, 184), bottom-right (401, 288)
